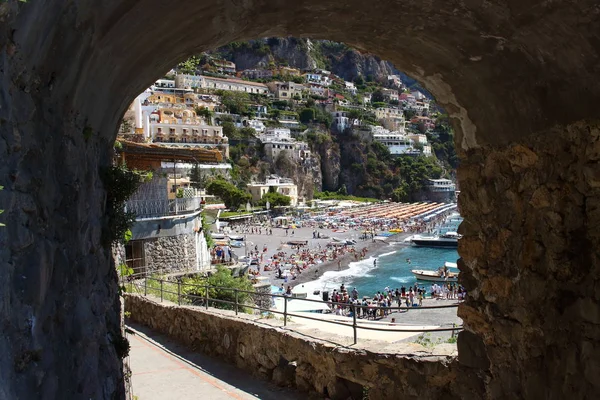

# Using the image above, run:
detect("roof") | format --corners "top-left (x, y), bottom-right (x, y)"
top-left (118, 140), bottom-right (223, 164)
top-left (202, 75), bottom-right (268, 88)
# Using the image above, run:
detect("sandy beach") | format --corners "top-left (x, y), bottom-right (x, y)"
top-left (226, 224), bottom-right (412, 288)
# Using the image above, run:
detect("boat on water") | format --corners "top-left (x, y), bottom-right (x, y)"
top-left (412, 262), bottom-right (459, 282)
top-left (411, 231), bottom-right (461, 248)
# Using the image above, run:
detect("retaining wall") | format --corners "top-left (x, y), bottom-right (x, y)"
top-left (125, 294), bottom-right (482, 399)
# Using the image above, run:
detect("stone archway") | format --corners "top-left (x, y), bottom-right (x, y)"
top-left (1, 1), bottom-right (599, 398)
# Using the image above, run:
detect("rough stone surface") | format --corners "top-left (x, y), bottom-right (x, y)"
top-left (125, 294), bottom-right (479, 399)
top-left (1, 0), bottom-right (600, 398)
top-left (144, 234), bottom-right (197, 273)
top-left (457, 123), bottom-right (600, 399)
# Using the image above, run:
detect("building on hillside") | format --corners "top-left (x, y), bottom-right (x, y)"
top-left (244, 119), bottom-right (266, 133)
top-left (309, 86), bottom-right (330, 98)
top-left (151, 123), bottom-right (229, 158)
top-left (375, 107), bottom-right (403, 120)
top-left (362, 93), bottom-right (372, 104)
top-left (113, 141), bottom-right (222, 275)
top-left (154, 79), bottom-right (175, 89)
top-left (387, 75), bottom-right (404, 88)
top-left (267, 81), bottom-right (307, 100)
top-left (175, 74), bottom-right (269, 94)
top-left (247, 176), bottom-right (299, 206)
top-left (381, 88), bottom-right (399, 102)
top-left (381, 116), bottom-right (407, 132)
top-left (248, 104), bottom-right (268, 117)
top-left (344, 81), bottom-right (357, 95)
top-left (258, 127), bottom-right (291, 142)
top-left (372, 131), bottom-right (418, 156)
top-left (146, 92), bottom-right (185, 105)
top-left (263, 139), bottom-right (311, 163)
top-left (410, 116), bottom-right (436, 131)
top-left (411, 90), bottom-right (426, 101)
top-left (240, 69), bottom-right (273, 80)
top-left (399, 92), bottom-right (416, 105)
top-left (407, 133), bottom-right (428, 145)
top-left (304, 72), bottom-right (331, 86)
top-left (425, 178), bottom-right (456, 203)
top-left (330, 110), bottom-right (360, 132)
top-left (183, 93), bottom-right (218, 111)
top-left (409, 101), bottom-right (430, 114)
top-left (213, 60), bottom-right (236, 74)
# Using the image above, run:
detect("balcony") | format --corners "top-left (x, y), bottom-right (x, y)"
top-left (125, 197), bottom-right (203, 219)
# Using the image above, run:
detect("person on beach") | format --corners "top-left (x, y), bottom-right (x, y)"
top-left (373, 259), bottom-right (377, 267)
top-left (337, 259), bottom-right (341, 271)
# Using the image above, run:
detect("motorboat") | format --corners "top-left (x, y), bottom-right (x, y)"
top-left (412, 262), bottom-right (459, 282)
top-left (411, 231), bottom-right (461, 248)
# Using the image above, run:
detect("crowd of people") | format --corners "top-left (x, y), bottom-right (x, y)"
top-left (316, 282), bottom-right (466, 320)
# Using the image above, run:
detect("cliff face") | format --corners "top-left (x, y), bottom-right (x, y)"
top-left (212, 38), bottom-right (395, 82)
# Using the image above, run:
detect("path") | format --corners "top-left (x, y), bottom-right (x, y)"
top-left (127, 324), bottom-right (306, 400)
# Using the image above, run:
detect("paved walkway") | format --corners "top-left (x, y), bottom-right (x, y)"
top-left (127, 324), bottom-right (306, 400)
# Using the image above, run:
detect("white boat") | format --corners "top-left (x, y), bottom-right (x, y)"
top-left (411, 232), bottom-right (461, 248)
top-left (412, 262), bottom-right (459, 282)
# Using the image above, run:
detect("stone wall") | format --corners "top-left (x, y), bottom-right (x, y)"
top-left (456, 123), bottom-right (600, 399)
top-left (125, 294), bottom-right (481, 399)
top-left (3, 1), bottom-right (600, 398)
top-left (144, 234), bottom-right (197, 273)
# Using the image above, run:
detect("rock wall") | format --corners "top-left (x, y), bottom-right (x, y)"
top-left (144, 234), bottom-right (198, 273)
top-left (2, 0), bottom-right (600, 398)
top-left (125, 294), bottom-right (481, 399)
top-left (457, 123), bottom-right (600, 399)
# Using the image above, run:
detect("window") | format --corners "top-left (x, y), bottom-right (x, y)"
top-left (124, 240), bottom-right (145, 275)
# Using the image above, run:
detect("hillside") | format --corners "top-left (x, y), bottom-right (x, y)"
top-left (171, 37), bottom-right (457, 202)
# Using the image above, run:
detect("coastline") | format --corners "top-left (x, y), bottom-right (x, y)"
top-left (290, 232), bottom-right (413, 288)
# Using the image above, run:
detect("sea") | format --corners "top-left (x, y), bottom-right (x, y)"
top-left (301, 244), bottom-right (459, 297)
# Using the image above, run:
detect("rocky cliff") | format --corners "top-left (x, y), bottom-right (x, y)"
top-left (212, 38), bottom-right (396, 83)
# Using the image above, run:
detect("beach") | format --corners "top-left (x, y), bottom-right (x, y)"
top-left (226, 224), bottom-right (411, 288)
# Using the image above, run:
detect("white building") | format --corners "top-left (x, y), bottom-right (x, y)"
top-left (244, 119), bottom-right (266, 133)
top-left (330, 110), bottom-right (360, 132)
top-left (375, 107), bottom-right (403, 120)
top-left (427, 179), bottom-right (455, 193)
top-left (381, 88), bottom-right (399, 102)
top-left (344, 81), bottom-right (357, 95)
top-left (362, 93), bottom-right (372, 104)
top-left (247, 176), bottom-right (299, 206)
top-left (175, 74), bottom-right (269, 94)
top-left (372, 132), bottom-right (416, 156)
top-left (263, 139), bottom-right (311, 163)
top-left (258, 127), bottom-right (291, 142)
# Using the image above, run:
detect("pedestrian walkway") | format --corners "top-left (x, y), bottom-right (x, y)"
top-left (127, 324), bottom-right (305, 400)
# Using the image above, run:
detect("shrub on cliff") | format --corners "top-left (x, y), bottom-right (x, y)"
top-left (183, 266), bottom-right (254, 311)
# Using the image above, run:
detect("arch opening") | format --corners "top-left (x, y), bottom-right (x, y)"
top-left (2, 1), bottom-right (600, 399)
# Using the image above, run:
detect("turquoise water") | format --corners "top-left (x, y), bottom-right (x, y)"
top-left (302, 244), bottom-right (459, 297)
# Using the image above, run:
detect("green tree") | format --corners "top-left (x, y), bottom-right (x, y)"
top-left (403, 109), bottom-right (417, 120)
top-left (195, 107), bottom-right (213, 124)
top-left (239, 127), bottom-right (257, 139)
top-left (206, 178), bottom-right (251, 210)
top-left (222, 121), bottom-right (238, 138)
top-left (183, 266), bottom-right (254, 310)
top-left (220, 91), bottom-right (250, 115)
top-left (178, 55), bottom-right (201, 74)
top-left (371, 89), bottom-right (385, 103)
top-left (189, 164), bottom-right (204, 189)
top-left (299, 108), bottom-right (316, 123)
top-left (260, 191), bottom-right (291, 207)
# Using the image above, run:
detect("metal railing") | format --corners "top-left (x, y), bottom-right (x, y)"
top-left (124, 197), bottom-right (202, 218)
top-left (124, 275), bottom-right (463, 345)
